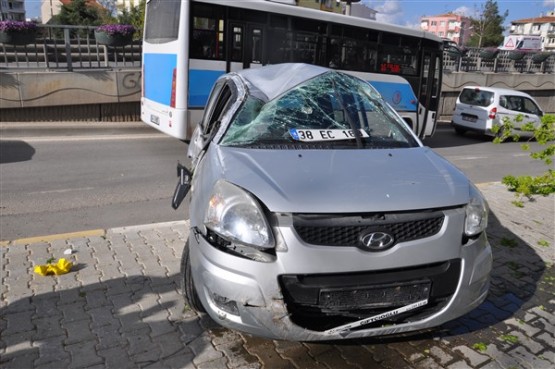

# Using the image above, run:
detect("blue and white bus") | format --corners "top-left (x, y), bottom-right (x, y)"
top-left (142, 0), bottom-right (443, 140)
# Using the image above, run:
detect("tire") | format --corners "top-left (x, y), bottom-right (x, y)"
top-left (454, 126), bottom-right (467, 135)
top-left (494, 125), bottom-right (505, 139)
top-left (180, 240), bottom-right (205, 313)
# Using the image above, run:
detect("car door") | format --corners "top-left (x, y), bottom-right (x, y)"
top-left (521, 97), bottom-right (543, 128)
top-left (500, 95), bottom-right (542, 130)
top-left (188, 80), bottom-right (233, 168)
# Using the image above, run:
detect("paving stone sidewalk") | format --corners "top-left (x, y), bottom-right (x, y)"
top-left (1, 182), bottom-right (554, 369)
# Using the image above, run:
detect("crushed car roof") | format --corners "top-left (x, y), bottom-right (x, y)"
top-left (235, 63), bottom-right (330, 102)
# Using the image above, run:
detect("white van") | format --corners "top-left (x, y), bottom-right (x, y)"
top-left (451, 86), bottom-right (544, 137)
top-left (498, 35), bottom-right (542, 51)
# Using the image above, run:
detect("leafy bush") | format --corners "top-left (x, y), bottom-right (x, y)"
top-left (493, 114), bottom-right (555, 206)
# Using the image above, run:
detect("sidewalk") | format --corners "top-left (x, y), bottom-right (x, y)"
top-left (1, 182), bottom-right (553, 369)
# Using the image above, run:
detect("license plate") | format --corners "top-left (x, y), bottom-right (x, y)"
top-left (289, 129), bottom-right (369, 142)
top-left (150, 114), bottom-right (160, 125)
top-left (320, 280), bottom-right (431, 309)
top-left (462, 115), bottom-right (477, 123)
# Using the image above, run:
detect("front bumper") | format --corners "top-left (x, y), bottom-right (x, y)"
top-left (189, 208), bottom-right (492, 341)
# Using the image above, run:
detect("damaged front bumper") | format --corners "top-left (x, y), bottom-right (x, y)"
top-left (188, 212), bottom-right (492, 341)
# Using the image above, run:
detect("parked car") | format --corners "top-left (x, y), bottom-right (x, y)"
top-left (172, 63), bottom-right (492, 341)
top-left (451, 86), bottom-right (544, 137)
top-left (442, 39), bottom-right (463, 55)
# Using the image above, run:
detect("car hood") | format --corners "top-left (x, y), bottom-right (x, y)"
top-left (213, 146), bottom-right (470, 213)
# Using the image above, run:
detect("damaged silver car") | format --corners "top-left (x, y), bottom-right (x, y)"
top-left (172, 63), bottom-right (492, 341)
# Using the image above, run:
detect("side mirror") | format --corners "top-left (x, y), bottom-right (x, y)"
top-left (171, 162), bottom-right (191, 210)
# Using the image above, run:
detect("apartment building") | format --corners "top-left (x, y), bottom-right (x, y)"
top-left (420, 13), bottom-right (472, 46)
top-left (297, 0), bottom-right (343, 14)
top-left (0, 0), bottom-right (25, 21)
top-left (509, 11), bottom-right (555, 51)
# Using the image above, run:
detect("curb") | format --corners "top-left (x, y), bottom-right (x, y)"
top-left (1, 220), bottom-right (190, 246)
top-left (1, 229), bottom-right (106, 247)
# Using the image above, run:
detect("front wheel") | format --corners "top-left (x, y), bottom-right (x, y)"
top-left (180, 240), bottom-right (205, 313)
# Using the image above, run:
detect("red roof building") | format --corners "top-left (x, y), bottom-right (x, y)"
top-left (509, 11), bottom-right (555, 51)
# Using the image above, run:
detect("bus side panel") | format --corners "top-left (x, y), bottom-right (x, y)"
top-left (188, 59), bottom-right (227, 108)
top-left (369, 81), bottom-right (418, 113)
top-left (144, 53), bottom-right (177, 105)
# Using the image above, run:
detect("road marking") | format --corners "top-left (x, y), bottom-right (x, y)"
top-left (448, 156), bottom-right (488, 161)
top-left (12, 134), bottom-right (170, 143)
top-left (447, 153), bottom-right (530, 161)
top-left (2, 229), bottom-right (106, 246)
top-left (29, 187), bottom-right (95, 195)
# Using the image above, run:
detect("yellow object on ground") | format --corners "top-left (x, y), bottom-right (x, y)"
top-left (34, 258), bottom-right (73, 276)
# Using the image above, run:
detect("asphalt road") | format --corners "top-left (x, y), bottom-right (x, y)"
top-left (0, 121), bottom-right (550, 241)
top-left (1, 122), bottom-right (189, 241)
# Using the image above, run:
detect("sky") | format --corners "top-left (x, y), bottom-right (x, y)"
top-left (25, 0), bottom-right (555, 30)
top-left (361, 0), bottom-right (555, 29)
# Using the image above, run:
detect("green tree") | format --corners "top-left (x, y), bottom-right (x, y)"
top-left (467, 0), bottom-right (508, 48)
top-left (51, 0), bottom-right (111, 27)
top-left (116, 0), bottom-right (146, 39)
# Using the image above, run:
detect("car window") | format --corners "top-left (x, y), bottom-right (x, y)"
top-left (203, 83), bottom-right (233, 136)
top-left (220, 71), bottom-right (418, 148)
top-left (499, 96), bottom-right (508, 109)
top-left (522, 98), bottom-right (541, 115)
top-left (505, 96), bottom-right (525, 112)
top-left (459, 89), bottom-right (494, 107)
top-left (201, 80), bottom-right (225, 131)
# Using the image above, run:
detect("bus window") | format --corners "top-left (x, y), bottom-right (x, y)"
top-left (250, 28), bottom-right (263, 64)
top-left (144, 0), bottom-right (181, 43)
top-left (379, 45), bottom-right (418, 76)
top-left (191, 4), bottom-right (225, 60)
top-left (268, 28), bottom-right (292, 64)
top-left (293, 32), bottom-right (319, 64)
top-left (231, 25), bottom-right (243, 62)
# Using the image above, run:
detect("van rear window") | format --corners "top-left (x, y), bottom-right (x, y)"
top-left (459, 89), bottom-right (494, 107)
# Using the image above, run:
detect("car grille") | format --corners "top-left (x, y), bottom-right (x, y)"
top-left (278, 259), bottom-right (461, 332)
top-left (293, 210), bottom-right (445, 247)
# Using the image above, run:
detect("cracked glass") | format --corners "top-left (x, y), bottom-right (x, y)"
top-left (220, 71), bottom-right (418, 148)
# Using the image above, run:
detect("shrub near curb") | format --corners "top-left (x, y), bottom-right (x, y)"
top-left (493, 114), bottom-right (555, 207)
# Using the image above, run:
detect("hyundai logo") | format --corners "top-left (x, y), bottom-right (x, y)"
top-left (359, 230), bottom-right (395, 251)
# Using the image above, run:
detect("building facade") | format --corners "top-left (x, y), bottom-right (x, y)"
top-left (297, 0), bottom-right (343, 14)
top-left (116, 0), bottom-right (135, 13)
top-left (509, 11), bottom-right (555, 51)
top-left (350, 3), bottom-right (376, 20)
top-left (41, 0), bottom-right (61, 23)
top-left (420, 13), bottom-right (472, 46)
top-left (1, 0), bottom-right (26, 21)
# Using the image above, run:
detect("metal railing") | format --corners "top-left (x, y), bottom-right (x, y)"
top-left (2, 25), bottom-right (554, 74)
top-left (0, 24), bottom-right (141, 71)
top-left (443, 47), bottom-right (555, 74)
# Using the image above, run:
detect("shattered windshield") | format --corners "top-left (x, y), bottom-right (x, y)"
top-left (220, 71), bottom-right (418, 148)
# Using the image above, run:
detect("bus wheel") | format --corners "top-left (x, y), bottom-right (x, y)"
top-left (180, 240), bottom-right (205, 313)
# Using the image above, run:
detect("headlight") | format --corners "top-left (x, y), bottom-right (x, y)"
top-left (204, 180), bottom-right (274, 249)
top-left (465, 184), bottom-right (488, 237)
